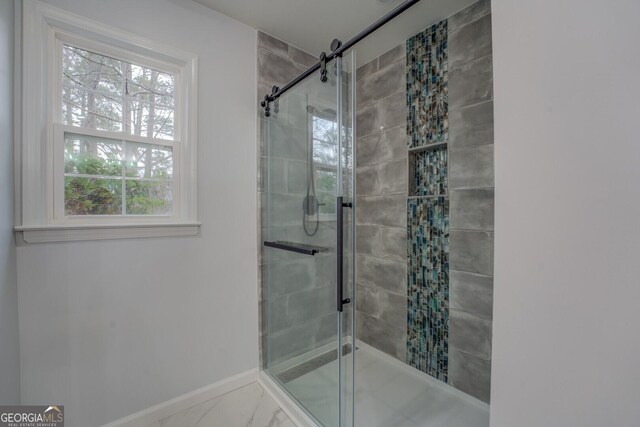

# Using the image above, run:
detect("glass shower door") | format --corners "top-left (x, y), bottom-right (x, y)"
top-left (263, 52), bottom-right (355, 427)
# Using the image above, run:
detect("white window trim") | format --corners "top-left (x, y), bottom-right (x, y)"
top-left (16, 0), bottom-right (200, 243)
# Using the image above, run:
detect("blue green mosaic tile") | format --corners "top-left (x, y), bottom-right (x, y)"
top-left (406, 20), bottom-right (448, 148)
top-left (407, 197), bottom-right (449, 380)
top-left (414, 146), bottom-right (448, 197)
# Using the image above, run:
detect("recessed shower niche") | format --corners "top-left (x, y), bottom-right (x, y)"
top-left (409, 145), bottom-right (448, 197)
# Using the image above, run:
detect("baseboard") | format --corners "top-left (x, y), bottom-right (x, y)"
top-left (355, 340), bottom-right (490, 411)
top-left (102, 368), bottom-right (259, 427)
top-left (258, 371), bottom-right (318, 427)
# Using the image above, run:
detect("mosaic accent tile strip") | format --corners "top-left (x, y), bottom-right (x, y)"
top-left (407, 197), bottom-right (449, 381)
top-left (413, 146), bottom-right (448, 197)
top-left (406, 20), bottom-right (449, 148)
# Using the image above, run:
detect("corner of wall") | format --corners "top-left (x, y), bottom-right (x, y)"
top-left (0, 0), bottom-right (21, 406)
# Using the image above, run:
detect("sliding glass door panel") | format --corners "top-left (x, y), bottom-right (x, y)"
top-left (263, 51), bottom-right (355, 427)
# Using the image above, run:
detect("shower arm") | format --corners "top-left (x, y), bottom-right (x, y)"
top-left (259, 0), bottom-right (421, 114)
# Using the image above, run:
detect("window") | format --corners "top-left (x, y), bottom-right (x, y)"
top-left (18, 1), bottom-right (199, 242)
top-left (311, 115), bottom-right (338, 215)
top-left (59, 46), bottom-right (176, 217)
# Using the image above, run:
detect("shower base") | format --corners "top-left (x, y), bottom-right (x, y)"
top-left (283, 341), bottom-right (489, 427)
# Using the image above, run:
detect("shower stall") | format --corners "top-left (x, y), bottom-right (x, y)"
top-left (259, 0), bottom-right (494, 425)
top-left (262, 50), bottom-right (356, 427)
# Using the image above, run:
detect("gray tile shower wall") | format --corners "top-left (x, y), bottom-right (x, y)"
top-left (257, 33), bottom-right (339, 367)
top-left (355, 45), bottom-right (409, 360)
top-left (355, 0), bottom-right (494, 404)
top-left (447, 0), bottom-right (494, 403)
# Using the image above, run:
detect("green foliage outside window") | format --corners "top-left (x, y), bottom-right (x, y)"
top-left (64, 155), bottom-right (122, 215)
top-left (64, 139), bottom-right (172, 216)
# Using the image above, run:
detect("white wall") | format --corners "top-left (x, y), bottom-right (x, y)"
top-left (0, 0), bottom-right (20, 406)
top-left (491, 1), bottom-right (640, 426)
top-left (15, 0), bottom-right (258, 425)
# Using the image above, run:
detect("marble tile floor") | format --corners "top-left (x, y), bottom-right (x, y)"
top-left (144, 345), bottom-right (488, 427)
top-left (146, 381), bottom-right (296, 427)
top-left (285, 345), bottom-right (489, 427)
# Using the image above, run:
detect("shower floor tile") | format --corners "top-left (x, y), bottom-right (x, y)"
top-left (285, 343), bottom-right (489, 427)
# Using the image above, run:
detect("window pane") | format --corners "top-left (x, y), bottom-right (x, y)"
top-left (312, 116), bottom-right (338, 165)
top-left (127, 64), bottom-right (174, 98)
top-left (128, 100), bottom-right (174, 140)
top-left (313, 116), bottom-right (337, 142)
top-left (60, 45), bottom-right (179, 217)
top-left (155, 93), bottom-right (175, 109)
top-left (125, 180), bottom-right (172, 215)
top-left (313, 139), bottom-right (338, 165)
top-left (317, 192), bottom-right (336, 214)
top-left (64, 134), bottom-right (122, 176)
top-left (126, 64), bottom-right (175, 140)
top-left (124, 142), bottom-right (173, 179)
top-left (65, 177), bottom-right (122, 215)
top-left (62, 45), bottom-right (177, 140)
top-left (316, 169), bottom-right (337, 214)
top-left (63, 45), bottom-right (122, 96)
top-left (63, 86), bottom-right (123, 132)
top-left (316, 169), bottom-right (336, 192)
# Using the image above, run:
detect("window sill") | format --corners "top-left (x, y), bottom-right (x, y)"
top-left (14, 223), bottom-right (201, 243)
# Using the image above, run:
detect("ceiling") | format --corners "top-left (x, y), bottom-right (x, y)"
top-left (193, 0), bottom-right (478, 65)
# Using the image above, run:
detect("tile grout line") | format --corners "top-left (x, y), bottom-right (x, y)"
top-left (448, 52), bottom-right (494, 76)
top-left (450, 344), bottom-right (492, 362)
top-left (448, 11), bottom-right (492, 37)
top-left (448, 98), bottom-right (494, 112)
top-left (449, 306), bottom-right (493, 324)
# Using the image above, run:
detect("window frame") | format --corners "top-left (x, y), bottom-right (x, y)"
top-left (16, 0), bottom-right (200, 242)
top-left (53, 35), bottom-right (183, 224)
